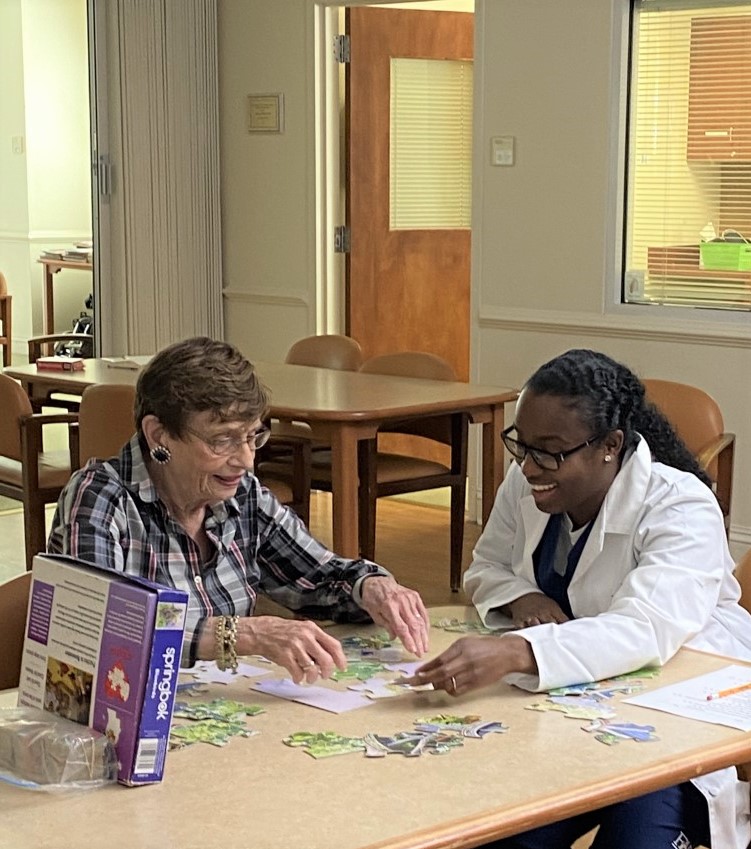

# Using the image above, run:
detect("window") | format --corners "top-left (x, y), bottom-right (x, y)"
top-left (390, 58), bottom-right (473, 229)
top-left (625, 1), bottom-right (751, 311)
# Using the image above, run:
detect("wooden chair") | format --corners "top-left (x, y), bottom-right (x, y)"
top-left (69, 384), bottom-right (137, 469)
top-left (256, 334), bottom-right (361, 524)
top-left (0, 271), bottom-right (12, 367)
top-left (0, 571), bottom-right (32, 690)
top-left (285, 334), bottom-right (363, 371)
top-left (354, 352), bottom-right (469, 591)
top-left (255, 436), bottom-right (312, 525)
top-left (0, 374), bottom-right (74, 570)
top-left (26, 334), bottom-right (94, 412)
top-left (643, 379), bottom-right (735, 536)
top-left (271, 334), bottom-right (365, 444)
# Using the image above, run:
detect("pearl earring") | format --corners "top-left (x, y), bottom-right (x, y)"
top-left (604, 454), bottom-right (613, 463)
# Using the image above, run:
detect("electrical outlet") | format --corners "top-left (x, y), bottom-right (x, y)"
top-left (11, 136), bottom-right (25, 155)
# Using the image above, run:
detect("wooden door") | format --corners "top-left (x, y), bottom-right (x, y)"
top-left (346, 7), bottom-right (473, 381)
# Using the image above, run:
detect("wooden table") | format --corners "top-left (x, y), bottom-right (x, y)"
top-left (2, 606), bottom-right (751, 849)
top-left (37, 257), bottom-right (93, 334)
top-left (3, 359), bottom-right (518, 556)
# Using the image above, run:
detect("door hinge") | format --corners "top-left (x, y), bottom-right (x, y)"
top-left (95, 154), bottom-right (112, 198)
top-left (334, 225), bottom-right (351, 254)
top-left (333, 34), bottom-right (350, 64)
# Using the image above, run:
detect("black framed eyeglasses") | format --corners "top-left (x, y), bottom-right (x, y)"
top-left (501, 425), bottom-right (602, 471)
top-left (185, 424), bottom-right (271, 456)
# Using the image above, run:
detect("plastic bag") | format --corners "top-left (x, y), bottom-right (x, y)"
top-left (0, 707), bottom-right (117, 792)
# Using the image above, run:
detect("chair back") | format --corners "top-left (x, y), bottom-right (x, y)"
top-left (360, 352), bottom-right (458, 444)
top-left (734, 549), bottom-right (751, 615)
top-left (0, 374), bottom-right (33, 461)
top-left (643, 378), bottom-right (724, 478)
top-left (76, 384), bottom-right (136, 466)
top-left (0, 271), bottom-right (7, 295)
top-left (642, 377), bottom-right (734, 534)
top-left (360, 351), bottom-right (456, 382)
top-left (285, 334), bottom-right (363, 371)
top-left (0, 571), bottom-right (32, 690)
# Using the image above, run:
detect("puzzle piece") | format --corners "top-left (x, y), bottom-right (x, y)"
top-left (582, 719), bottom-right (659, 744)
top-left (363, 730), bottom-right (463, 758)
top-left (348, 677), bottom-right (417, 699)
top-left (526, 701), bottom-right (616, 720)
top-left (430, 617), bottom-right (496, 635)
top-left (283, 731), bottom-right (366, 758)
top-left (331, 661), bottom-right (387, 681)
top-left (172, 699), bottom-right (265, 722)
top-left (169, 719), bottom-right (258, 748)
top-left (413, 714), bottom-right (508, 738)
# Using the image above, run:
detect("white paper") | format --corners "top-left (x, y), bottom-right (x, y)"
top-left (624, 664), bottom-right (751, 731)
top-left (251, 678), bottom-right (375, 714)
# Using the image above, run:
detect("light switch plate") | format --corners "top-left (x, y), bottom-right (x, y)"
top-left (491, 135), bottom-right (514, 166)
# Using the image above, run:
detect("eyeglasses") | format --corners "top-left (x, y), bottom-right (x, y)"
top-left (501, 425), bottom-right (602, 471)
top-left (185, 424), bottom-right (271, 456)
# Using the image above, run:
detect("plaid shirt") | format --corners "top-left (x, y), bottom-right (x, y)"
top-left (48, 436), bottom-right (388, 665)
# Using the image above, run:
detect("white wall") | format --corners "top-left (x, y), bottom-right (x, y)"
top-left (0, 0), bottom-right (91, 353)
top-left (219, 0), bottom-right (751, 543)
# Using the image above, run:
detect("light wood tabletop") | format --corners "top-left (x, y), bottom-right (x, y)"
top-left (2, 606), bottom-right (751, 849)
top-left (4, 359), bottom-right (519, 557)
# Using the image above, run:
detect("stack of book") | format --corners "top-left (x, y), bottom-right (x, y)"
top-left (40, 240), bottom-right (93, 263)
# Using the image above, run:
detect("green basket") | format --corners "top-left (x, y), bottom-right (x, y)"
top-left (700, 241), bottom-right (751, 271)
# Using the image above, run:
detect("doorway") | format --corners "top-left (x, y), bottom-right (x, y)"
top-left (316, 0), bottom-right (475, 381)
top-left (0, 0), bottom-right (95, 356)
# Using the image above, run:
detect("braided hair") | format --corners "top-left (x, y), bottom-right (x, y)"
top-left (525, 349), bottom-right (712, 489)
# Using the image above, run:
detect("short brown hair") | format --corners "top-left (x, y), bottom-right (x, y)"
top-left (135, 337), bottom-right (269, 436)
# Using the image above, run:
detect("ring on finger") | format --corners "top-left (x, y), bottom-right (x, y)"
top-left (449, 675), bottom-right (457, 693)
top-left (300, 660), bottom-right (316, 670)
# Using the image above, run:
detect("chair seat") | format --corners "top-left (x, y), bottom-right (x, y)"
top-left (304, 450), bottom-right (450, 485)
top-left (0, 451), bottom-right (72, 489)
top-left (258, 475), bottom-right (294, 504)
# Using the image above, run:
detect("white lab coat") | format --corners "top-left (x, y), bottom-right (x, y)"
top-left (465, 437), bottom-right (751, 848)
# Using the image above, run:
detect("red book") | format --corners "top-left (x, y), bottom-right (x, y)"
top-left (36, 356), bottom-right (85, 371)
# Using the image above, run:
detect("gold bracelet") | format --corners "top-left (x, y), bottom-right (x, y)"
top-left (215, 616), bottom-right (239, 672)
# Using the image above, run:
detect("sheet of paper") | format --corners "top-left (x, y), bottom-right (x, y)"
top-left (624, 664), bottom-right (751, 731)
top-left (251, 678), bottom-right (375, 714)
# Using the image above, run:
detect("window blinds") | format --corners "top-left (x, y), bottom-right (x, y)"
top-left (389, 58), bottom-right (473, 230)
top-left (626, 1), bottom-right (751, 310)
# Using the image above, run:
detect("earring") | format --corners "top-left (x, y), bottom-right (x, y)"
top-left (604, 454), bottom-right (613, 463)
top-left (150, 444), bottom-right (172, 464)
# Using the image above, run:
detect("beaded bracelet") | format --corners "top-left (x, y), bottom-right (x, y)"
top-left (215, 615), bottom-right (239, 672)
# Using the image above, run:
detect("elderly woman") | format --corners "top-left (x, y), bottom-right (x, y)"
top-left (48, 337), bottom-right (428, 681)
top-left (409, 349), bottom-right (751, 849)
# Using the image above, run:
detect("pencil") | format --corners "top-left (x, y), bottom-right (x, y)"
top-left (706, 681), bottom-right (751, 701)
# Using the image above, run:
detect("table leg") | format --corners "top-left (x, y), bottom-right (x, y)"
top-left (43, 267), bottom-right (55, 334)
top-left (329, 424), bottom-right (362, 557)
top-left (481, 403), bottom-right (506, 524)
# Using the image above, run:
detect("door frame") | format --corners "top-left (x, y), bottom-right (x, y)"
top-left (311, 0), bottom-right (483, 520)
top-left (312, 0), bottom-right (476, 337)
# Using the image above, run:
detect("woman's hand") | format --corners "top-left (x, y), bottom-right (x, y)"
top-left (238, 616), bottom-right (347, 684)
top-left (402, 634), bottom-right (537, 697)
top-left (359, 576), bottom-right (430, 656)
top-left (507, 592), bottom-right (570, 628)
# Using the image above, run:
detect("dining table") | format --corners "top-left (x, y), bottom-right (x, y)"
top-left (4, 357), bottom-right (519, 557)
top-left (2, 605), bottom-right (751, 849)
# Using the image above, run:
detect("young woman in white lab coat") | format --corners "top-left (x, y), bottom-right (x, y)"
top-left (410, 349), bottom-right (751, 849)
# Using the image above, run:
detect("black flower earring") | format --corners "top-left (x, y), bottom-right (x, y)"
top-left (150, 444), bottom-right (172, 464)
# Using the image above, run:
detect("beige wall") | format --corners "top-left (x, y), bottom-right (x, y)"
top-left (219, 0), bottom-right (751, 544)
